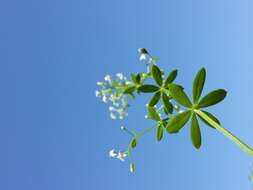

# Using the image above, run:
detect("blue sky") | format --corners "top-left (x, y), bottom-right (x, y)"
top-left (1, 0), bottom-right (253, 189)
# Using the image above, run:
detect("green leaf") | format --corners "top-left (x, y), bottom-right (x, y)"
top-left (165, 69), bottom-right (178, 85)
top-left (130, 138), bottom-right (137, 148)
top-left (147, 106), bottom-right (161, 121)
top-left (156, 125), bottom-right (163, 142)
top-left (197, 110), bottom-right (220, 129)
top-left (162, 93), bottom-right (173, 114)
top-left (198, 89), bottom-right (227, 108)
top-left (190, 113), bottom-right (201, 149)
top-left (166, 110), bottom-right (191, 133)
top-left (151, 65), bottom-right (163, 86)
top-left (138, 85), bottom-right (160, 93)
top-left (130, 73), bottom-right (137, 84)
top-left (136, 73), bottom-right (141, 84)
top-left (169, 84), bottom-right (192, 108)
top-left (149, 92), bottom-right (161, 106)
top-left (123, 85), bottom-right (136, 94)
top-left (192, 68), bottom-right (206, 103)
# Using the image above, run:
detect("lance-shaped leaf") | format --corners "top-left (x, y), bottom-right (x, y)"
top-left (156, 125), bottom-right (163, 142)
top-left (130, 138), bottom-right (137, 148)
top-left (136, 73), bottom-right (141, 84)
top-left (123, 85), bottom-right (136, 94)
top-left (162, 93), bottom-right (173, 114)
top-left (131, 73), bottom-right (137, 84)
top-left (196, 110), bottom-right (220, 129)
top-left (169, 84), bottom-right (192, 108)
top-left (190, 113), bottom-right (201, 149)
top-left (198, 89), bottom-right (227, 108)
top-left (192, 68), bottom-right (206, 103)
top-left (166, 110), bottom-right (191, 133)
top-left (147, 106), bottom-right (161, 121)
top-left (149, 92), bottom-right (161, 106)
top-left (151, 65), bottom-right (163, 86)
top-left (165, 69), bottom-right (178, 86)
top-left (138, 85), bottom-right (160, 93)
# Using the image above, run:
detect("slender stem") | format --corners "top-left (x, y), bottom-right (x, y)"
top-left (135, 125), bottom-right (156, 140)
top-left (122, 127), bottom-right (136, 137)
top-left (156, 105), bottom-right (164, 113)
top-left (127, 125), bottom-right (156, 162)
top-left (194, 109), bottom-right (253, 157)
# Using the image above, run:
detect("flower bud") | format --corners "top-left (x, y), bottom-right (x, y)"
top-left (130, 163), bottom-right (135, 173)
top-left (138, 48), bottom-right (148, 55)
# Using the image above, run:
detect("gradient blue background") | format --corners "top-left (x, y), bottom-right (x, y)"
top-left (1, 0), bottom-right (253, 189)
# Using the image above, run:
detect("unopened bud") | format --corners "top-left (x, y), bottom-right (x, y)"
top-left (138, 48), bottom-right (148, 55)
top-left (130, 163), bottom-right (135, 173)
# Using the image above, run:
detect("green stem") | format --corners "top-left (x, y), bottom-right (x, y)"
top-left (127, 125), bottom-right (156, 162)
top-left (195, 109), bottom-right (253, 157)
top-left (135, 125), bottom-right (156, 139)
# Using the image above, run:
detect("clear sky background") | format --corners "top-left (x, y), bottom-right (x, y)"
top-left (1, 0), bottom-right (253, 189)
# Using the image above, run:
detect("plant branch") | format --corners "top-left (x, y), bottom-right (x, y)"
top-left (194, 109), bottom-right (253, 157)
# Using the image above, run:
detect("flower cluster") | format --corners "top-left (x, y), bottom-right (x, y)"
top-left (109, 149), bottom-right (127, 161)
top-left (95, 73), bottom-right (131, 120)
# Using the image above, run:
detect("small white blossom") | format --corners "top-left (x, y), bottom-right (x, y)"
top-left (140, 53), bottom-right (149, 61)
top-left (102, 96), bottom-right (107, 103)
top-left (109, 106), bottom-right (116, 111)
top-left (116, 73), bottom-right (124, 80)
top-left (120, 126), bottom-right (125, 130)
top-left (104, 74), bottom-right (111, 81)
top-left (109, 94), bottom-right (117, 103)
top-left (95, 90), bottom-right (101, 97)
top-left (144, 115), bottom-right (148, 119)
top-left (117, 151), bottom-right (127, 161)
top-left (125, 81), bottom-right (131, 85)
top-left (97, 81), bottom-right (103, 86)
top-left (109, 149), bottom-right (118, 158)
top-left (110, 112), bottom-right (116, 119)
top-left (179, 110), bottom-right (184, 113)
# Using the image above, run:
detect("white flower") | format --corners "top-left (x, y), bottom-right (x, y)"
top-left (120, 126), bottom-right (125, 130)
top-left (96, 81), bottom-right (103, 86)
top-left (116, 73), bottom-right (123, 80)
top-left (110, 112), bottom-right (116, 119)
top-left (109, 106), bottom-right (116, 111)
top-left (109, 94), bottom-right (117, 103)
top-left (125, 81), bottom-right (131, 85)
top-left (140, 53), bottom-right (149, 61)
top-left (117, 151), bottom-right (127, 161)
top-left (102, 96), bottom-right (107, 103)
top-left (109, 149), bottom-right (118, 158)
top-left (179, 110), bottom-right (184, 113)
top-left (144, 115), bottom-right (148, 119)
top-left (95, 90), bottom-right (101, 97)
top-left (104, 74), bottom-right (111, 81)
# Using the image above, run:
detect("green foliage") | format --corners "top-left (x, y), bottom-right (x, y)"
top-left (156, 125), bottom-right (163, 142)
top-left (149, 92), bottom-right (161, 106)
top-left (138, 85), bottom-right (159, 93)
top-left (169, 84), bottom-right (192, 108)
top-left (151, 65), bottom-right (163, 86)
top-left (198, 89), bottom-right (227, 108)
top-left (192, 68), bottom-right (206, 103)
top-left (190, 113), bottom-right (201, 149)
top-left (164, 69), bottom-right (178, 86)
top-left (166, 111), bottom-right (191, 133)
top-left (147, 105), bottom-right (161, 121)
